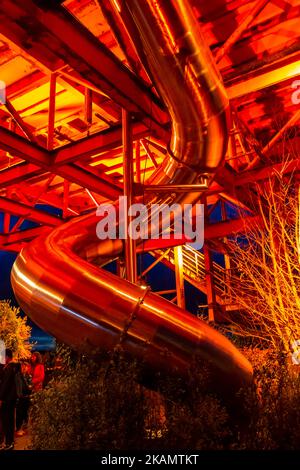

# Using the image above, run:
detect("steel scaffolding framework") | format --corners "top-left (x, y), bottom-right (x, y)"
top-left (0, 0), bottom-right (300, 323)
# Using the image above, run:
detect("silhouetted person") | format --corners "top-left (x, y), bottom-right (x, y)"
top-left (0, 349), bottom-right (22, 450)
top-left (16, 362), bottom-right (32, 436)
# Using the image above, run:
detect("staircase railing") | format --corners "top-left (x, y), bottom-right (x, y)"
top-left (150, 244), bottom-right (230, 301)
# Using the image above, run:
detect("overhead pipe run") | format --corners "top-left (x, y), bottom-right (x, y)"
top-left (11, 0), bottom-right (252, 390)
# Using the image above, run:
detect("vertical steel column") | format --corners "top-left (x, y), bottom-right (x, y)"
top-left (4, 189), bottom-right (11, 233)
top-left (228, 120), bottom-right (238, 170)
top-left (203, 198), bottom-right (217, 322)
top-left (85, 88), bottom-right (93, 135)
top-left (63, 180), bottom-right (70, 219)
top-left (122, 109), bottom-right (137, 283)
top-left (135, 141), bottom-right (141, 184)
top-left (3, 213), bottom-right (10, 233)
top-left (174, 245), bottom-right (185, 309)
top-left (221, 200), bottom-right (231, 307)
top-left (47, 73), bottom-right (57, 151)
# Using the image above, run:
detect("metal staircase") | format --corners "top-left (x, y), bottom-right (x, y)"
top-left (150, 244), bottom-right (238, 311)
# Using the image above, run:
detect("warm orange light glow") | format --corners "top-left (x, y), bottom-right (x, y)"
top-left (112, 0), bottom-right (121, 13)
top-left (228, 61), bottom-right (300, 99)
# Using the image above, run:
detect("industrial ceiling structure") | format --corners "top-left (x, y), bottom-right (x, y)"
top-left (0, 0), bottom-right (300, 326)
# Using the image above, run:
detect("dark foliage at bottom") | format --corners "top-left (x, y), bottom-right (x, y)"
top-left (29, 347), bottom-right (300, 450)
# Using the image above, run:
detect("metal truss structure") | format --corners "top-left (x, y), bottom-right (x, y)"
top-left (1, 0), bottom-right (300, 385)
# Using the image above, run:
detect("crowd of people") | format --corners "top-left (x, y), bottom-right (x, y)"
top-left (0, 348), bottom-right (45, 451)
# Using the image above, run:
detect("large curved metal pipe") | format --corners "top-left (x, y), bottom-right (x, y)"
top-left (11, 0), bottom-right (252, 389)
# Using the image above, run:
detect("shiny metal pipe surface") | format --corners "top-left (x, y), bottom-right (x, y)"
top-left (11, 0), bottom-right (252, 390)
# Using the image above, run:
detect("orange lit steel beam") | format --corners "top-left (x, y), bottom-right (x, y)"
top-left (136, 236), bottom-right (191, 253)
top-left (57, 164), bottom-right (121, 199)
top-left (0, 127), bottom-right (121, 199)
top-left (5, 99), bottom-right (37, 143)
top-left (122, 109), bottom-right (137, 283)
top-left (139, 249), bottom-right (171, 278)
top-left (203, 239), bottom-right (217, 323)
top-left (10, 0), bottom-right (253, 389)
top-left (143, 138), bottom-right (167, 154)
top-left (47, 73), bottom-right (57, 151)
top-left (6, 70), bottom-right (47, 100)
top-left (10, 174), bottom-right (56, 233)
top-left (204, 215), bottom-right (262, 240)
top-left (0, 226), bottom-right (51, 246)
top-left (53, 122), bottom-right (150, 166)
top-left (0, 126), bottom-right (50, 167)
top-left (203, 198), bottom-right (217, 322)
top-left (1, 120), bottom-right (146, 181)
top-left (0, 159), bottom-right (120, 200)
top-left (243, 108), bottom-right (300, 171)
top-left (214, 163), bottom-right (236, 188)
top-left (88, 147), bottom-right (124, 164)
top-left (0, 216), bottom-right (262, 249)
top-left (85, 189), bottom-right (99, 207)
top-left (235, 155), bottom-right (300, 187)
top-left (3, 213), bottom-right (10, 234)
top-left (174, 245), bottom-right (185, 309)
top-left (135, 141), bottom-right (141, 183)
top-left (140, 139), bottom-right (158, 168)
top-left (0, 196), bottom-right (62, 227)
top-left (213, 164), bottom-right (254, 214)
top-left (84, 88), bottom-right (93, 132)
top-left (139, 183), bottom-right (208, 193)
top-left (216, 0), bottom-right (269, 64)
top-left (0, 163), bottom-right (42, 189)
top-left (220, 190), bottom-right (255, 214)
top-left (217, 4), bottom-right (300, 67)
top-left (227, 58), bottom-right (300, 99)
top-left (58, 71), bottom-right (113, 100)
top-left (155, 289), bottom-right (176, 295)
top-left (12, 183), bottom-right (67, 216)
top-left (76, 161), bottom-right (123, 188)
top-left (0, 0), bottom-right (169, 139)
top-left (94, 154), bottom-right (152, 174)
top-left (0, 124), bottom-right (126, 198)
top-left (262, 109), bottom-right (300, 155)
top-left (98, 0), bottom-right (147, 79)
top-left (0, 243), bottom-right (25, 253)
top-left (58, 71), bottom-right (120, 121)
top-left (63, 180), bottom-right (70, 219)
top-left (220, 200), bottom-right (231, 300)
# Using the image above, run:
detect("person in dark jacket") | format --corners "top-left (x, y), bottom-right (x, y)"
top-left (0, 349), bottom-right (22, 451)
top-left (16, 362), bottom-right (32, 436)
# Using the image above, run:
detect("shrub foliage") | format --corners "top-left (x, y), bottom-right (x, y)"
top-left (0, 299), bottom-right (31, 359)
top-left (30, 346), bottom-right (300, 450)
